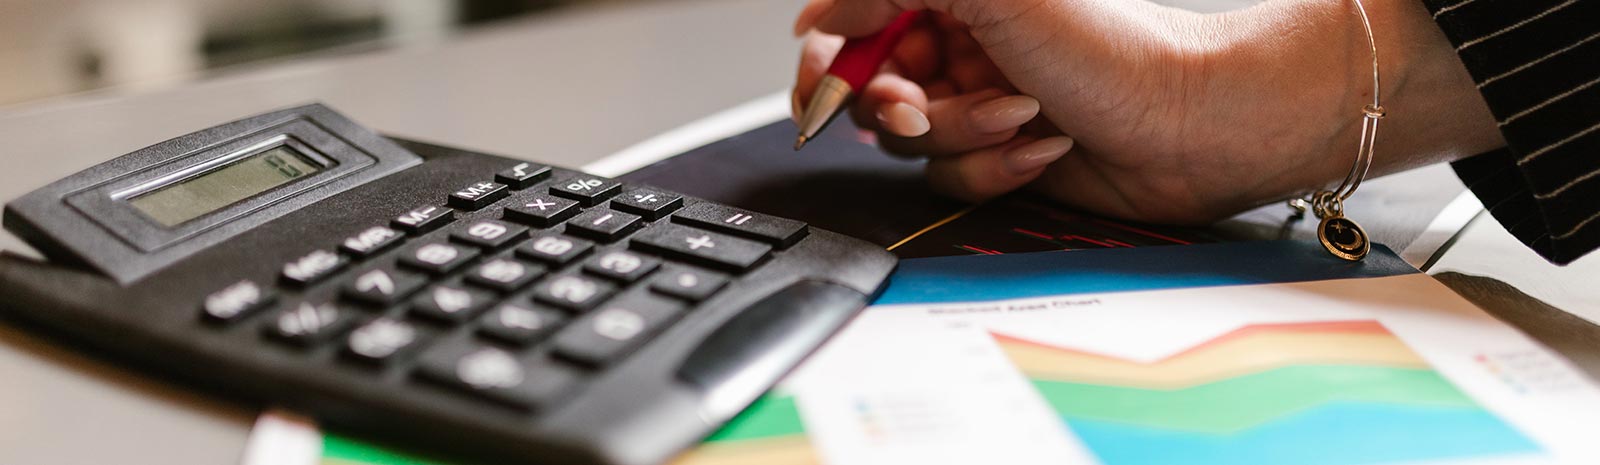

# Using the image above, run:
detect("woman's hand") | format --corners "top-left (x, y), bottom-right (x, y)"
top-left (793, 0), bottom-right (1503, 223)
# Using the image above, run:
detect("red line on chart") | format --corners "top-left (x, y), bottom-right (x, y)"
top-left (1091, 219), bottom-right (1194, 245)
top-left (1013, 228), bottom-right (1055, 240)
top-left (958, 244), bottom-right (1004, 255)
top-left (1066, 235), bottom-right (1115, 248)
top-left (1105, 239), bottom-right (1135, 248)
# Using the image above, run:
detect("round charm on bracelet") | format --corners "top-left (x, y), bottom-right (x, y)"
top-left (1318, 215), bottom-right (1370, 261)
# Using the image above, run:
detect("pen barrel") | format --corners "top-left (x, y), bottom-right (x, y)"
top-left (825, 11), bottom-right (923, 90)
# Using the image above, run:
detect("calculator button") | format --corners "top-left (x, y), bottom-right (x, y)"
top-left (281, 249), bottom-right (349, 287)
top-left (531, 274), bottom-right (616, 312)
top-left (342, 268), bottom-right (427, 307)
top-left (515, 233), bottom-right (594, 266)
top-left (495, 162), bottom-right (552, 189)
top-left (479, 303), bottom-right (567, 345)
top-left (346, 318), bottom-right (424, 364)
top-left (610, 188), bottom-right (684, 220)
top-left (416, 341), bottom-right (579, 410)
top-left (629, 224), bottom-right (771, 272)
top-left (582, 250), bottom-right (660, 282)
top-left (339, 226), bottom-right (404, 258)
top-left (549, 176), bottom-right (622, 206)
top-left (202, 280), bottom-right (276, 323)
top-left (449, 181), bottom-right (510, 210)
top-left (465, 258), bottom-right (545, 293)
top-left (565, 209), bottom-right (642, 242)
top-left (648, 267), bottom-right (729, 302)
top-left (411, 285), bottom-right (494, 323)
top-left (503, 194), bottom-right (580, 227)
top-left (551, 294), bottom-right (684, 367)
top-left (267, 302), bottom-right (358, 347)
top-left (399, 243), bottom-right (479, 276)
top-left (450, 220), bottom-right (529, 250)
top-left (672, 203), bottom-right (808, 248)
top-left (392, 205), bottom-right (455, 235)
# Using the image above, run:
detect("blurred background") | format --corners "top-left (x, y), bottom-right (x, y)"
top-left (0, 0), bottom-right (1260, 108)
top-left (0, 0), bottom-right (608, 106)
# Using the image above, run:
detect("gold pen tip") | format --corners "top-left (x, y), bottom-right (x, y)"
top-left (793, 135), bottom-right (808, 151)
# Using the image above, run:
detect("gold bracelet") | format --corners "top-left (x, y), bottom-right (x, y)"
top-left (1289, 0), bottom-right (1386, 261)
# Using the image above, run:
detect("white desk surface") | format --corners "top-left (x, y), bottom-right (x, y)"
top-left (1, 0), bottom-right (1595, 464)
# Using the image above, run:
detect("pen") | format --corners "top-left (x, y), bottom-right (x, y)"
top-left (794, 10), bottom-right (924, 150)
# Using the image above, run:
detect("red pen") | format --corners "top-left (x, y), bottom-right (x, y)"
top-left (794, 11), bottom-right (924, 150)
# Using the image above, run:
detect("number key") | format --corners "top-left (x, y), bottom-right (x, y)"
top-left (582, 250), bottom-right (659, 282)
top-left (531, 274), bottom-right (615, 312)
top-left (515, 233), bottom-right (594, 266)
top-left (450, 220), bottom-right (528, 250)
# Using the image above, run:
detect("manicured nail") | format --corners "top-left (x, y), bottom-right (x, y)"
top-left (969, 95), bottom-right (1040, 134)
top-left (793, 0), bottom-right (830, 37)
top-left (877, 102), bottom-right (930, 137)
top-left (1004, 137), bottom-right (1074, 175)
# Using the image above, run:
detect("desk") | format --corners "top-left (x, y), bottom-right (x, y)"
top-left (0, 0), bottom-right (1595, 463)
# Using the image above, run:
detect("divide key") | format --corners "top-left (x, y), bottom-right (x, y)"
top-left (671, 203), bottom-right (807, 248)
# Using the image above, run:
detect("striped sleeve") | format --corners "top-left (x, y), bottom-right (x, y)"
top-left (1424, 0), bottom-right (1600, 264)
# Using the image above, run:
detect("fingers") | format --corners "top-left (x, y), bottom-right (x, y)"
top-left (851, 72), bottom-right (931, 137)
top-left (926, 136), bottom-right (1076, 202)
top-left (804, 0), bottom-right (904, 38)
top-left (793, 33), bottom-right (846, 121)
top-left (876, 90), bottom-right (1041, 157)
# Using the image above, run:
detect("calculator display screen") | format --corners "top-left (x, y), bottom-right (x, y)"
top-left (129, 146), bottom-right (322, 226)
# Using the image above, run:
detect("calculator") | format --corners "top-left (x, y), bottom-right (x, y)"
top-left (0, 104), bottom-right (896, 465)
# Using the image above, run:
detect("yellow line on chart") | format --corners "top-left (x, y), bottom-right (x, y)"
top-left (885, 205), bottom-right (978, 251)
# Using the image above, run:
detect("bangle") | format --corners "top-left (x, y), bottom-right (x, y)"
top-left (1288, 0), bottom-right (1386, 261)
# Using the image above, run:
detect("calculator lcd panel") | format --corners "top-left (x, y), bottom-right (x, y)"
top-left (128, 143), bottom-right (325, 226)
top-left (5, 105), bottom-right (423, 284)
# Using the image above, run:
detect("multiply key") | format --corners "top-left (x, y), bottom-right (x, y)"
top-left (449, 181), bottom-right (509, 210)
top-left (503, 194), bottom-right (579, 228)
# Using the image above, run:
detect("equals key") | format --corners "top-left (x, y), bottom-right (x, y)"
top-left (671, 203), bottom-right (807, 248)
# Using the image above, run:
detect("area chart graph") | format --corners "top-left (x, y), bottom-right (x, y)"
top-left (993, 321), bottom-right (1543, 465)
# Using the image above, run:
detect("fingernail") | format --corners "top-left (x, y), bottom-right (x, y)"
top-left (877, 102), bottom-right (930, 137)
top-left (969, 95), bottom-right (1040, 134)
top-left (1004, 137), bottom-right (1074, 175)
top-left (793, 1), bottom-right (829, 37)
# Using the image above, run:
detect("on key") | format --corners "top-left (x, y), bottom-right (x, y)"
top-left (630, 224), bottom-right (771, 272)
top-left (672, 203), bottom-right (808, 248)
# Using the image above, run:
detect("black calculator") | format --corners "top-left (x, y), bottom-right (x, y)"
top-left (0, 104), bottom-right (895, 465)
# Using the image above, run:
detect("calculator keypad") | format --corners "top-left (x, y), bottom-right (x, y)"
top-left (200, 163), bottom-right (813, 412)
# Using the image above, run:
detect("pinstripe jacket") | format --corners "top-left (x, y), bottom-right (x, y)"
top-left (1426, 0), bottom-right (1599, 264)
